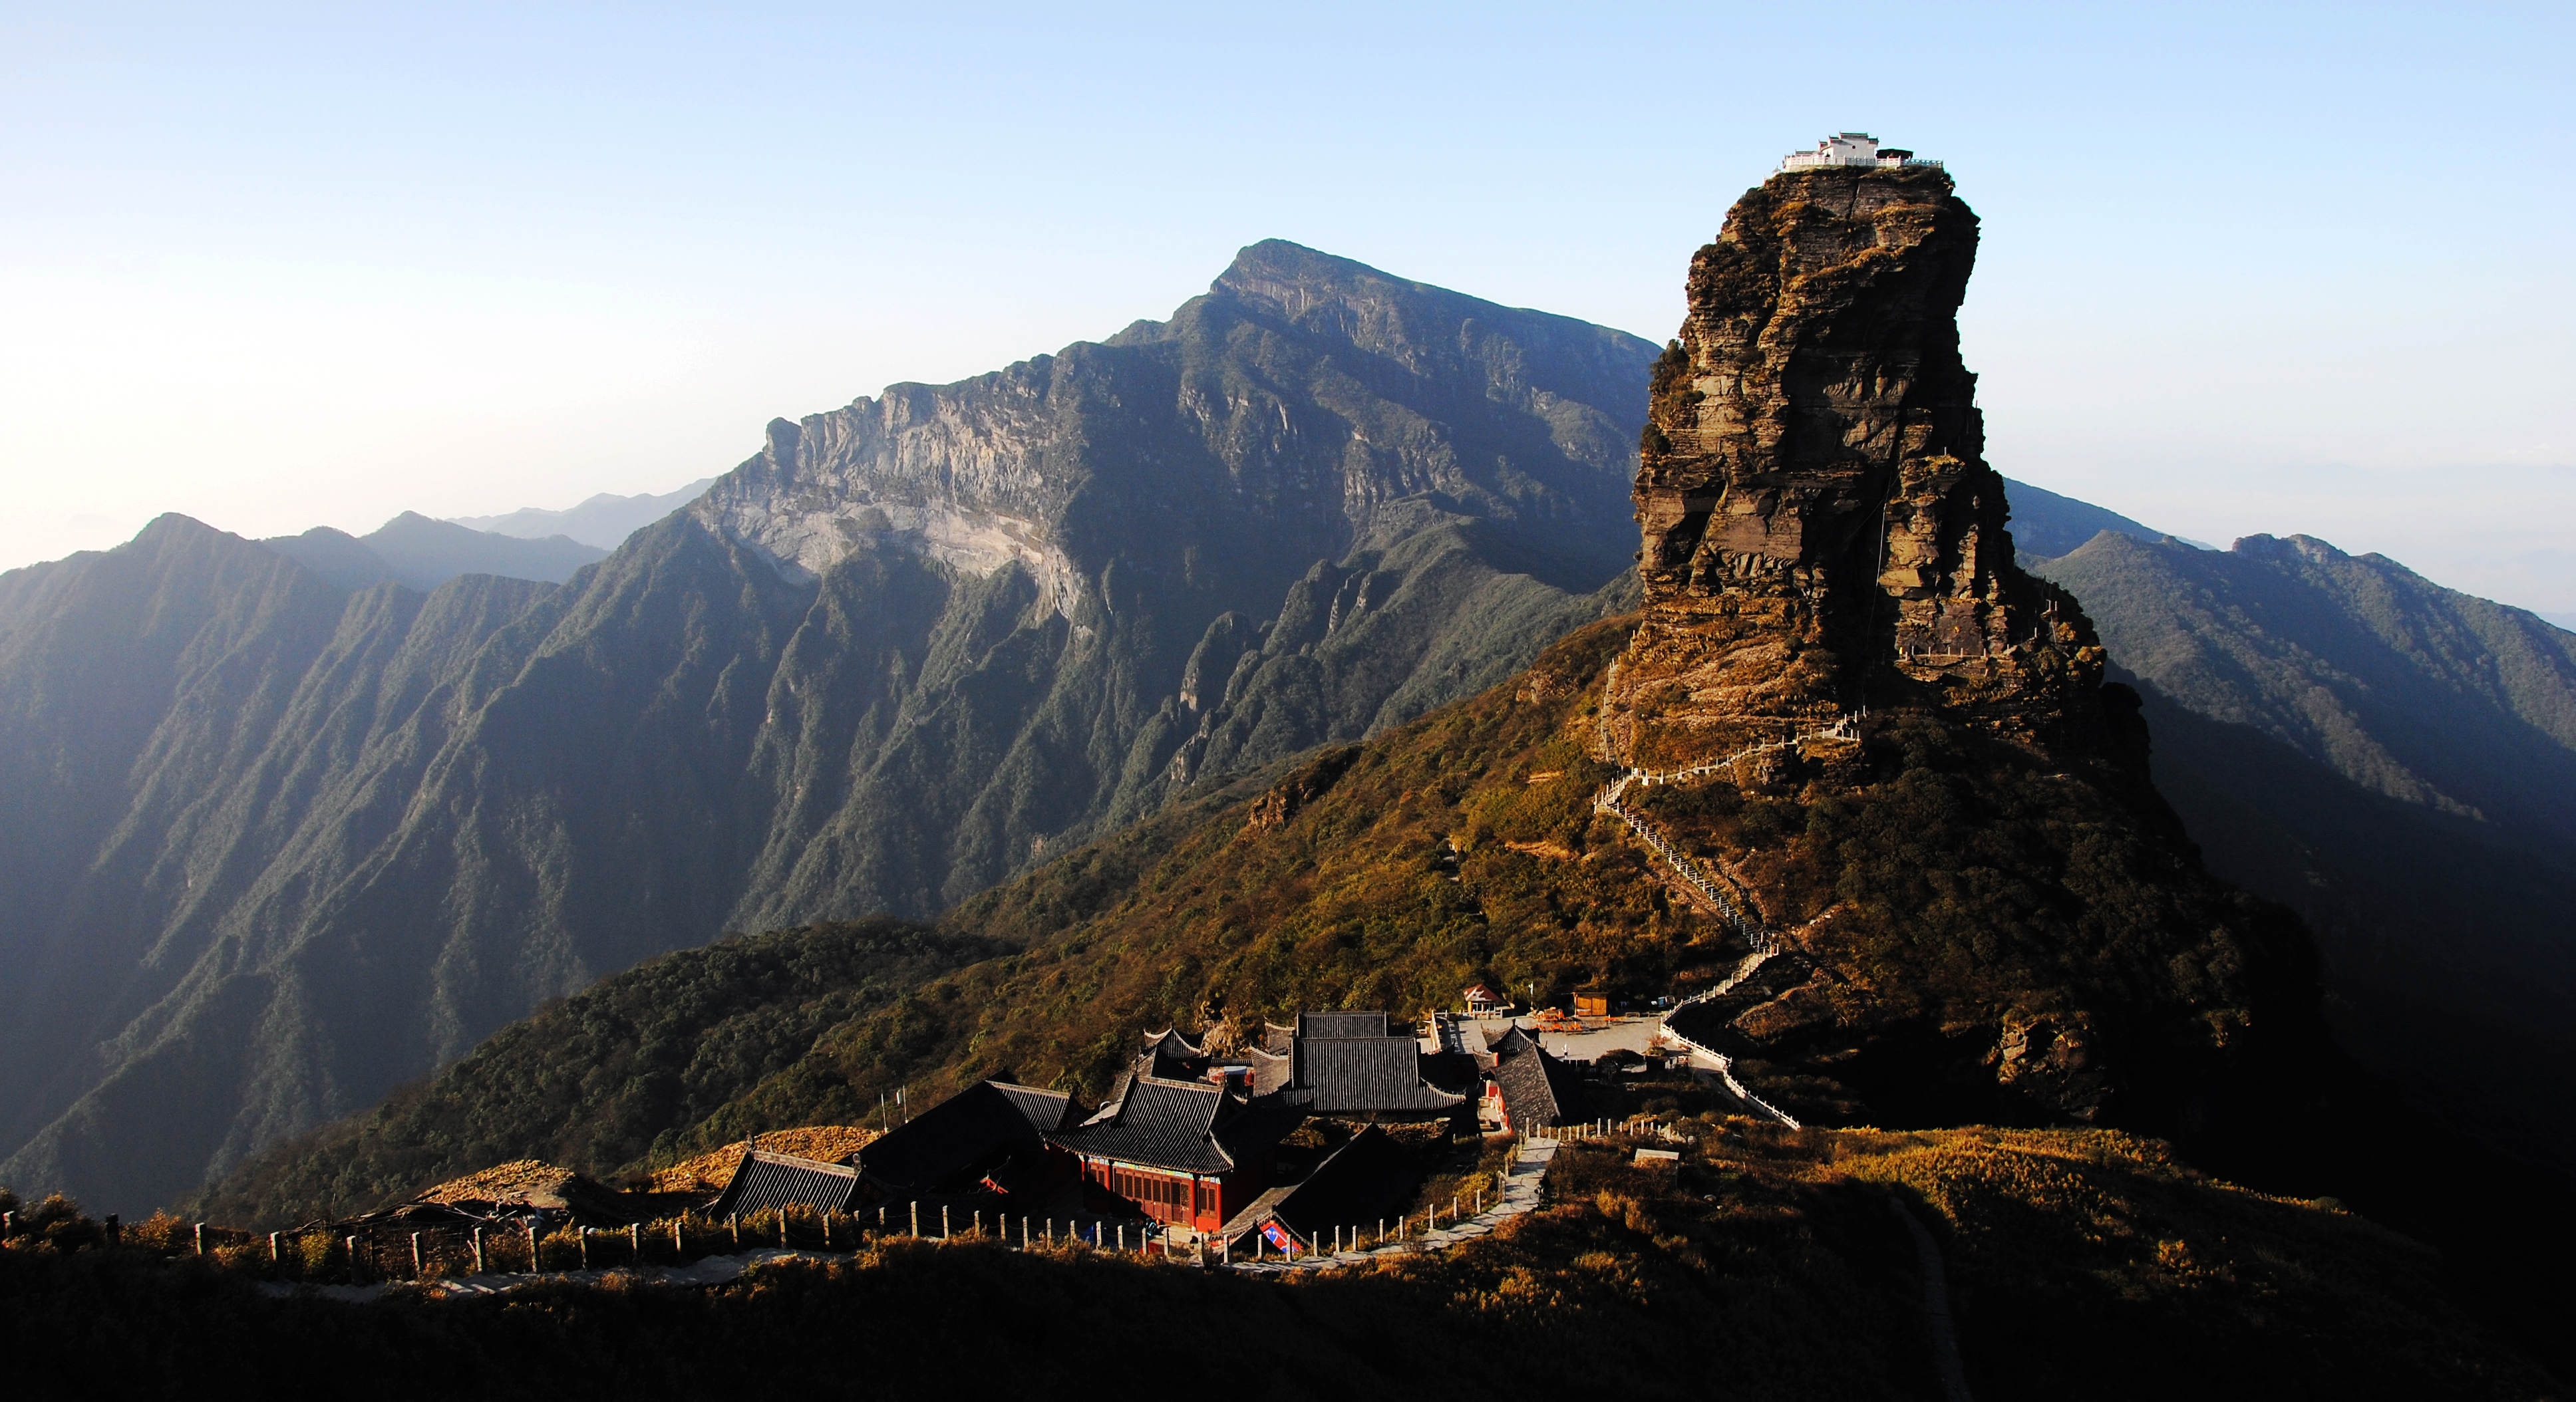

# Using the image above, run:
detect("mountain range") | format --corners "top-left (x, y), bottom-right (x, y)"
top-left (449, 480), bottom-right (717, 551)
top-left (263, 512), bottom-right (605, 590)
top-left (5, 234), bottom-right (2573, 1224)
top-left (0, 241), bottom-right (1653, 1211)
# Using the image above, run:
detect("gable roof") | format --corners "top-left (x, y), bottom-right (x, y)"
top-left (860, 1081), bottom-right (1079, 1194)
top-left (1492, 1042), bottom-right (1591, 1129)
top-left (1217, 1126), bottom-right (1418, 1248)
top-left (709, 1151), bottom-right (862, 1216)
top-left (1048, 1074), bottom-right (1241, 1175)
top-left (1244, 1046), bottom-right (1293, 1095)
top-left (1297, 1011), bottom-right (1390, 1040)
top-left (1140, 1028), bottom-right (1208, 1080)
top-left (1293, 1036), bottom-right (1466, 1115)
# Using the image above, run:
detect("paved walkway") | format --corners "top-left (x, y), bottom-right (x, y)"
top-left (1225, 1136), bottom-right (1559, 1274)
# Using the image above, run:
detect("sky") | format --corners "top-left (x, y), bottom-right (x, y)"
top-left (4, 2), bottom-right (2571, 620)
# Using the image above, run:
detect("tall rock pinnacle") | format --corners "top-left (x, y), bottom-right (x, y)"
top-left (1605, 164), bottom-right (2104, 767)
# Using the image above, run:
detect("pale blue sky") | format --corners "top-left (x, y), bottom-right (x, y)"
top-left (4, 2), bottom-right (2570, 617)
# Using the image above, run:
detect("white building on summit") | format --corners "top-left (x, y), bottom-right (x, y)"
top-left (1778, 132), bottom-right (1942, 172)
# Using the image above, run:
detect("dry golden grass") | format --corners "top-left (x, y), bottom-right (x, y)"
top-left (645, 1125), bottom-right (879, 1193)
top-left (411, 1160), bottom-right (583, 1207)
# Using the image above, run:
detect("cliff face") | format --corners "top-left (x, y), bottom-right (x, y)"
top-left (1597, 168), bottom-right (2317, 1130)
top-left (1610, 166), bottom-right (2102, 766)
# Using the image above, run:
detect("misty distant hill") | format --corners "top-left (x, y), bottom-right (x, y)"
top-left (451, 480), bottom-right (715, 550)
top-left (263, 512), bottom-right (605, 590)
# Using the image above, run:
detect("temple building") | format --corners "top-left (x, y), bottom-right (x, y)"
top-left (1047, 1071), bottom-right (1297, 1240)
top-left (1777, 131), bottom-right (1940, 172)
top-left (1486, 1031), bottom-right (1596, 1133)
top-left (708, 1149), bottom-right (865, 1218)
top-left (855, 1079), bottom-right (1082, 1206)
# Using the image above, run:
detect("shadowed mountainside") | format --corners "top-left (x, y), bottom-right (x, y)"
top-left (2034, 532), bottom-right (2576, 1167)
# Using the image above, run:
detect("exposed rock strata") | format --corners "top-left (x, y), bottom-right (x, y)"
top-left (1614, 167), bottom-right (2314, 1129)
top-left (1607, 166), bottom-right (2102, 766)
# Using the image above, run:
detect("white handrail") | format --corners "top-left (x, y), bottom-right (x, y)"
top-left (1589, 690), bottom-right (1859, 1130)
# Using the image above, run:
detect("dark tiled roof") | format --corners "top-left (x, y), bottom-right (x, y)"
top-left (709, 1151), bottom-right (862, 1216)
top-left (1492, 1043), bottom-right (1591, 1129)
top-left (1293, 1036), bottom-right (1466, 1115)
top-left (1049, 1075), bottom-right (1238, 1175)
top-left (1140, 1029), bottom-right (1208, 1081)
top-left (1298, 1011), bottom-right (1390, 1040)
top-left (1488, 1026), bottom-right (1537, 1061)
top-left (860, 1081), bottom-right (1079, 1194)
top-left (1222, 1127), bottom-right (1419, 1246)
top-left (1418, 1050), bottom-right (1482, 1097)
top-left (1245, 1047), bottom-right (1293, 1095)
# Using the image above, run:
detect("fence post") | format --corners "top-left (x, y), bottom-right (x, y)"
top-left (410, 1232), bottom-right (424, 1279)
top-left (673, 1219), bottom-right (684, 1255)
top-left (194, 1222), bottom-right (206, 1256)
top-left (630, 1221), bottom-right (641, 1260)
top-left (579, 1227), bottom-right (590, 1270)
top-left (528, 1222), bottom-right (540, 1273)
top-left (270, 1231), bottom-right (282, 1265)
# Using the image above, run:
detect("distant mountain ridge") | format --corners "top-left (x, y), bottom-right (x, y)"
top-left (263, 512), bottom-right (605, 590)
top-left (450, 480), bottom-right (715, 551)
top-left (2034, 531), bottom-right (2576, 1165)
top-left (0, 240), bottom-right (1654, 1212)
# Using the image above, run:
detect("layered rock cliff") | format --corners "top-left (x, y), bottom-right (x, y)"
top-left (1603, 166), bottom-right (2317, 1129)
top-left (1608, 165), bottom-right (2102, 765)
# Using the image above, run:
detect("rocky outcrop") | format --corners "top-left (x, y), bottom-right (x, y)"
top-left (1606, 166), bottom-right (2318, 1131)
top-left (1607, 166), bottom-right (2104, 766)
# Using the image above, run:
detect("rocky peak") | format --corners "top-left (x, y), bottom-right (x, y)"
top-left (1605, 166), bottom-right (2106, 766)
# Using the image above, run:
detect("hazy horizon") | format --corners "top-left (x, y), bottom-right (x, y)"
top-left (5, 2), bottom-right (2569, 617)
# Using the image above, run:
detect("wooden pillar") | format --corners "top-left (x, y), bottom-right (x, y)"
top-left (472, 1227), bottom-right (486, 1274)
top-left (528, 1222), bottom-right (542, 1273)
top-left (345, 1235), bottom-right (360, 1282)
top-left (193, 1222), bottom-right (206, 1256)
top-left (269, 1231), bottom-right (281, 1264)
top-left (409, 1232), bottom-right (424, 1279)
top-left (941, 1204), bottom-right (949, 1240)
top-left (909, 1202), bottom-right (919, 1238)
